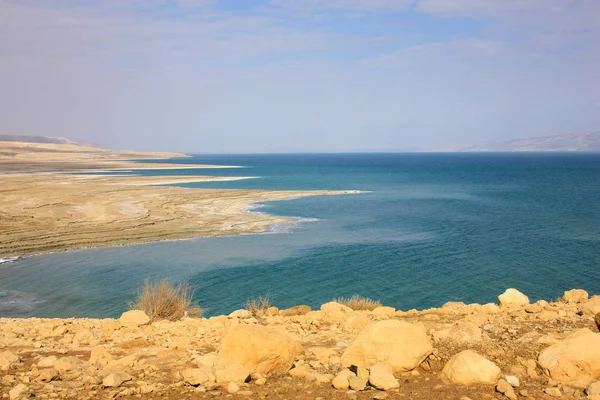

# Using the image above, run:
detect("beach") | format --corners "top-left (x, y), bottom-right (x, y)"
top-left (0, 141), bottom-right (356, 258)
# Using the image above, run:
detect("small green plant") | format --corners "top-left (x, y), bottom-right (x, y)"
top-left (334, 295), bottom-right (382, 311)
top-left (128, 279), bottom-right (203, 322)
top-left (245, 295), bottom-right (272, 317)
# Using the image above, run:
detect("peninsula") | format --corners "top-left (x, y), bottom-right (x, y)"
top-left (0, 139), bottom-right (357, 258)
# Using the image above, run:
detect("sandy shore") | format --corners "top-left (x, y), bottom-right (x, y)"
top-left (0, 141), bottom-right (358, 257)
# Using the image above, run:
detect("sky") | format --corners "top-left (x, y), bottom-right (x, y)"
top-left (1, 0), bottom-right (599, 152)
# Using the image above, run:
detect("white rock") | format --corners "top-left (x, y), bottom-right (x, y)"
top-left (498, 289), bottom-right (529, 307)
top-left (118, 310), bottom-right (150, 326)
top-left (441, 350), bottom-right (501, 385)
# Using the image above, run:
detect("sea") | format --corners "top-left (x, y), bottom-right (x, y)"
top-left (1, 153), bottom-right (599, 318)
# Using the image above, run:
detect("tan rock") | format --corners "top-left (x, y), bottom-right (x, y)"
top-left (309, 347), bottom-right (337, 362)
top-left (562, 289), bottom-right (589, 303)
top-left (9, 383), bottom-right (28, 400)
top-left (281, 305), bottom-right (312, 316)
top-left (544, 387), bottom-right (562, 397)
top-left (37, 368), bottom-right (59, 382)
top-left (369, 362), bottom-right (399, 391)
top-left (341, 320), bottom-right (433, 374)
top-left (348, 374), bottom-right (368, 391)
top-left (118, 310), bottom-right (150, 326)
top-left (37, 355), bottom-right (58, 368)
top-left (182, 366), bottom-right (214, 386)
top-left (226, 381), bottom-right (239, 394)
top-left (581, 296), bottom-right (600, 315)
top-left (432, 322), bottom-right (483, 343)
top-left (343, 314), bottom-right (369, 332)
top-left (89, 346), bottom-right (113, 368)
top-left (103, 371), bottom-right (131, 387)
top-left (372, 307), bottom-right (395, 318)
top-left (104, 354), bottom-right (136, 371)
top-left (538, 328), bottom-right (600, 388)
top-left (288, 364), bottom-right (311, 378)
top-left (195, 353), bottom-right (218, 368)
top-left (218, 324), bottom-right (296, 375)
top-left (54, 356), bottom-right (82, 371)
top-left (321, 302), bottom-right (353, 313)
top-left (498, 288), bottom-right (529, 307)
top-left (441, 350), bottom-right (501, 385)
top-left (229, 309), bottom-right (253, 319)
top-left (586, 381), bottom-right (600, 396)
top-left (0, 351), bottom-right (19, 371)
top-left (496, 378), bottom-right (517, 400)
top-left (215, 362), bottom-right (251, 384)
top-left (332, 369), bottom-right (355, 390)
top-left (481, 303), bottom-right (501, 314)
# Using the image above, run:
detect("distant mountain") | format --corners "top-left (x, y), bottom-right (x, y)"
top-left (0, 135), bottom-right (82, 145)
top-left (443, 131), bottom-right (600, 152)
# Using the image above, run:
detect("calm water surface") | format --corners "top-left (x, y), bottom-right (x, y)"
top-left (1, 153), bottom-right (598, 317)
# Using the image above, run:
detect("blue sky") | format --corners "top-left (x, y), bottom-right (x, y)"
top-left (1, 0), bottom-right (599, 152)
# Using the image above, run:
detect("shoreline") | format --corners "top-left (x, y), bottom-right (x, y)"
top-left (0, 144), bottom-right (361, 258)
top-left (0, 288), bottom-right (598, 399)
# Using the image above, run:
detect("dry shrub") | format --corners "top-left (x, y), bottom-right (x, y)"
top-left (334, 295), bottom-right (382, 311)
top-left (245, 295), bottom-right (271, 317)
top-left (128, 279), bottom-right (202, 321)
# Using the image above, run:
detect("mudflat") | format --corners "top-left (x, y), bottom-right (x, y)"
top-left (0, 141), bottom-right (356, 257)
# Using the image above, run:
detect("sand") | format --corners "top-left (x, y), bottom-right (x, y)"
top-left (0, 141), bottom-right (357, 257)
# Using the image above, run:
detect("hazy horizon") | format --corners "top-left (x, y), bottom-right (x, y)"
top-left (1, 0), bottom-right (599, 153)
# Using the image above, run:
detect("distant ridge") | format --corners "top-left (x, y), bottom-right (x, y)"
top-left (442, 131), bottom-right (600, 152)
top-left (0, 134), bottom-right (83, 145)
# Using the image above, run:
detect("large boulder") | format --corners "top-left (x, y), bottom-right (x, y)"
top-left (580, 296), bottom-right (600, 316)
top-left (441, 350), bottom-right (501, 385)
top-left (118, 310), bottom-right (150, 326)
top-left (562, 289), bottom-right (589, 303)
top-left (538, 328), bottom-right (600, 388)
top-left (340, 320), bottom-right (433, 374)
top-left (217, 324), bottom-right (296, 375)
top-left (498, 289), bottom-right (529, 307)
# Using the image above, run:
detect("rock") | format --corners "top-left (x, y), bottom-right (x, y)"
top-left (332, 369), bottom-right (355, 390)
top-left (89, 346), bottom-right (113, 368)
top-left (432, 322), bottom-right (483, 343)
top-left (348, 375), bottom-right (368, 391)
top-left (265, 306), bottom-right (279, 316)
top-left (498, 288), bottom-right (529, 307)
top-left (586, 381), bottom-right (600, 396)
top-left (182, 367), bottom-right (214, 386)
top-left (54, 356), bottom-right (82, 371)
top-left (371, 307), bottom-right (395, 318)
top-left (103, 372), bottom-right (130, 387)
top-left (544, 387), bottom-right (562, 397)
top-left (226, 381), bottom-right (240, 394)
top-left (37, 355), bottom-right (58, 368)
top-left (562, 289), bottom-right (589, 303)
top-left (0, 351), bottom-right (19, 371)
top-left (118, 310), bottom-right (150, 326)
top-left (218, 324), bottom-right (296, 375)
top-left (229, 309), bottom-right (253, 319)
top-left (309, 347), bottom-right (337, 362)
top-left (37, 368), bottom-right (59, 382)
top-left (368, 363), bottom-right (399, 391)
top-left (281, 305), bottom-right (312, 316)
top-left (596, 313), bottom-right (600, 332)
top-left (195, 353), bottom-right (218, 368)
top-left (288, 364), bottom-right (310, 377)
top-left (441, 350), bottom-right (501, 385)
top-left (538, 328), bottom-right (600, 388)
top-left (496, 378), bottom-right (517, 400)
top-left (580, 296), bottom-right (600, 315)
top-left (310, 372), bottom-right (334, 384)
top-left (504, 375), bottom-right (520, 387)
top-left (104, 354), bottom-right (137, 371)
top-left (341, 320), bottom-right (433, 374)
top-left (321, 302), bottom-right (353, 313)
top-left (215, 362), bottom-right (251, 384)
top-left (481, 303), bottom-right (501, 314)
top-left (9, 383), bottom-right (28, 400)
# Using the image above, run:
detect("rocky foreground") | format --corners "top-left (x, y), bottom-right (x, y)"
top-left (1, 289), bottom-right (600, 400)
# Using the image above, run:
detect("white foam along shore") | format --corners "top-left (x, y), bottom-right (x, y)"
top-left (0, 257), bottom-right (19, 265)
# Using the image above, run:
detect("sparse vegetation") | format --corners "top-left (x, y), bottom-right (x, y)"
top-left (334, 295), bottom-right (382, 311)
top-left (245, 294), bottom-right (272, 317)
top-left (128, 279), bottom-right (202, 321)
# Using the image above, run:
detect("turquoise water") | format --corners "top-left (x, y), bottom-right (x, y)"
top-left (1, 153), bottom-right (599, 317)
